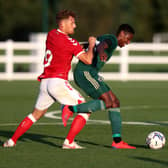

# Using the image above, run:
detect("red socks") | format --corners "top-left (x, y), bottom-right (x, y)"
top-left (11, 114), bottom-right (36, 143)
top-left (66, 115), bottom-right (87, 143)
top-left (11, 113), bottom-right (88, 145)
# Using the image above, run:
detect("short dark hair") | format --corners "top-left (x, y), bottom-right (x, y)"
top-left (56, 9), bottom-right (76, 25)
top-left (116, 24), bottom-right (135, 36)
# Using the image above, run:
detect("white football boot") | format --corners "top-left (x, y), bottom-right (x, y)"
top-left (3, 139), bottom-right (16, 147)
top-left (62, 139), bottom-right (85, 149)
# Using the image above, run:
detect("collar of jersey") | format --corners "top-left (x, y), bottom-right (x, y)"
top-left (57, 29), bottom-right (67, 35)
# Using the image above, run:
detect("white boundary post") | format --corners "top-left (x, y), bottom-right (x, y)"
top-left (29, 33), bottom-right (47, 73)
top-left (6, 40), bottom-right (13, 80)
top-left (120, 46), bottom-right (129, 81)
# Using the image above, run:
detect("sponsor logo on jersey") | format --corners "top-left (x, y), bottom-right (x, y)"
top-left (68, 37), bottom-right (78, 46)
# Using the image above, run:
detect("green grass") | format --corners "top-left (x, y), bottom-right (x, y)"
top-left (129, 64), bottom-right (168, 72)
top-left (99, 64), bottom-right (168, 73)
top-left (0, 81), bottom-right (168, 168)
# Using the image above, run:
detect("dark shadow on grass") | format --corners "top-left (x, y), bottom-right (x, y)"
top-left (130, 144), bottom-right (147, 149)
top-left (130, 156), bottom-right (168, 167)
top-left (0, 130), bottom-right (63, 148)
top-left (76, 139), bottom-right (112, 148)
top-left (0, 130), bottom-right (145, 149)
top-left (96, 143), bottom-right (147, 149)
top-left (0, 129), bottom-right (110, 148)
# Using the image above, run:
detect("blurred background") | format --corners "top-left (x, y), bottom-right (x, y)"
top-left (0, 0), bottom-right (168, 80)
top-left (0, 0), bottom-right (168, 42)
top-left (1, 1), bottom-right (168, 166)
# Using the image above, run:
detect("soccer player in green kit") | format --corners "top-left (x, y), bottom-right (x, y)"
top-left (62, 24), bottom-right (136, 149)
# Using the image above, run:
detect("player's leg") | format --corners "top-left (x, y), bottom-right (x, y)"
top-left (3, 79), bottom-right (55, 147)
top-left (62, 99), bottom-right (106, 127)
top-left (71, 70), bottom-right (122, 144)
top-left (3, 108), bottom-right (48, 147)
top-left (47, 78), bottom-right (89, 149)
top-left (99, 90), bottom-right (122, 141)
top-left (63, 113), bottom-right (90, 149)
top-left (65, 99), bottom-right (106, 113)
top-left (62, 71), bottom-right (107, 123)
top-left (73, 70), bottom-right (135, 149)
top-left (103, 90), bottom-right (135, 149)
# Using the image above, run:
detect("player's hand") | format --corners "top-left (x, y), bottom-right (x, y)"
top-left (99, 52), bottom-right (108, 62)
top-left (88, 36), bottom-right (96, 48)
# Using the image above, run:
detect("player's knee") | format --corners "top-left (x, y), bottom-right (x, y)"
top-left (112, 99), bottom-right (120, 108)
top-left (104, 100), bottom-right (113, 109)
top-left (77, 113), bottom-right (90, 121)
top-left (105, 98), bottom-right (120, 108)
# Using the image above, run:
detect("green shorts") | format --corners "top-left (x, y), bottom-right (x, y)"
top-left (74, 70), bottom-right (110, 99)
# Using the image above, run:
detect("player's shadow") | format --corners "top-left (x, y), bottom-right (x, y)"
top-left (0, 130), bottom-right (146, 149)
top-left (127, 144), bottom-right (147, 149)
top-left (0, 130), bottom-right (108, 148)
top-left (130, 156), bottom-right (168, 167)
top-left (94, 143), bottom-right (147, 149)
top-left (0, 130), bottom-right (63, 148)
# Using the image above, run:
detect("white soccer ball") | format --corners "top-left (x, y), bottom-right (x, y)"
top-left (146, 131), bottom-right (166, 149)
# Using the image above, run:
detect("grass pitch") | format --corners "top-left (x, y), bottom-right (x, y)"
top-left (0, 80), bottom-right (168, 168)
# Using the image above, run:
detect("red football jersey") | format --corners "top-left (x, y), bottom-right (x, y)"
top-left (38, 29), bottom-right (84, 81)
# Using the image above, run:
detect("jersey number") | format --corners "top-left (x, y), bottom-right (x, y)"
top-left (44, 49), bottom-right (53, 67)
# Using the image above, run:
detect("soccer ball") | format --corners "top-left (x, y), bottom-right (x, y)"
top-left (146, 131), bottom-right (166, 149)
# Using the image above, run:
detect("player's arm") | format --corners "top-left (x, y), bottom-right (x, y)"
top-left (78, 36), bottom-right (96, 65)
top-left (79, 42), bottom-right (89, 50)
top-left (96, 39), bottom-right (112, 62)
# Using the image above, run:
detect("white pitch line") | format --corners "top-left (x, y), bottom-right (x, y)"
top-left (0, 121), bottom-right (166, 127)
top-left (1, 105), bottom-right (168, 127)
top-left (121, 105), bottom-right (168, 110)
top-left (0, 120), bottom-right (167, 127)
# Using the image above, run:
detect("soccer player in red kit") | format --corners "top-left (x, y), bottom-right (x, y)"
top-left (3, 10), bottom-right (96, 149)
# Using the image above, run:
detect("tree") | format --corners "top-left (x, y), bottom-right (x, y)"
top-left (0, 0), bottom-right (42, 41)
top-left (0, 0), bottom-right (168, 42)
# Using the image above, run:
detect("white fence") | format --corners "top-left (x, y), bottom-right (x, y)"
top-left (0, 38), bottom-right (168, 81)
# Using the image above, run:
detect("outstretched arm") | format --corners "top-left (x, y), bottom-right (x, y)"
top-left (78, 36), bottom-right (96, 64)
